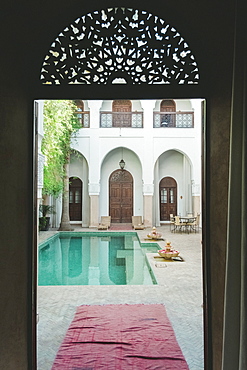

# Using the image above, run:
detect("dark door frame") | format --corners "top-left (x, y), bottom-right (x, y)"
top-left (69, 177), bottom-right (82, 221)
top-left (159, 176), bottom-right (177, 221)
top-left (33, 95), bottom-right (208, 370)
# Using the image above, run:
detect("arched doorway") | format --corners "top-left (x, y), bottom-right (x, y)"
top-left (109, 169), bottom-right (133, 223)
top-left (159, 177), bottom-right (177, 221)
top-left (160, 99), bottom-right (176, 127)
top-left (69, 177), bottom-right (82, 221)
top-left (112, 100), bottom-right (132, 127)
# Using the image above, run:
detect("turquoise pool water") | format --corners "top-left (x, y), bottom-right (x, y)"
top-left (38, 232), bottom-right (158, 286)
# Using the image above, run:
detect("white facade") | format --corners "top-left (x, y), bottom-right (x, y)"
top-left (37, 99), bottom-right (202, 228)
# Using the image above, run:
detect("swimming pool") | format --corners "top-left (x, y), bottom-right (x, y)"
top-left (38, 232), bottom-right (158, 286)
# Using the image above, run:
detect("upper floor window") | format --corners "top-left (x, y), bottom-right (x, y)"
top-left (100, 100), bottom-right (143, 128)
top-left (154, 99), bottom-right (194, 128)
top-left (160, 100), bottom-right (176, 127)
top-left (74, 100), bottom-right (90, 127)
top-left (112, 100), bottom-right (132, 127)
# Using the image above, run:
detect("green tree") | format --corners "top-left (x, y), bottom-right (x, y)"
top-left (42, 100), bottom-right (80, 230)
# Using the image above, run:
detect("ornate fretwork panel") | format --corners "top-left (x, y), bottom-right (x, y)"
top-left (176, 113), bottom-right (193, 128)
top-left (131, 113), bottom-right (143, 128)
top-left (40, 7), bottom-right (199, 85)
top-left (110, 170), bottom-right (132, 182)
top-left (153, 112), bottom-right (194, 128)
top-left (100, 112), bottom-right (143, 127)
top-left (101, 113), bottom-right (113, 127)
top-left (82, 113), bottom-right (90, 128)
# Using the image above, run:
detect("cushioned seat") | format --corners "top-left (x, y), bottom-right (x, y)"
top-left (132, 216), bottom-right (145, 230)
top-left (98, 216), bottom-right (111, 230)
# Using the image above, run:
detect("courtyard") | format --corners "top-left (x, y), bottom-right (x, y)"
top-left (37, 224), bottom-right (204, 369)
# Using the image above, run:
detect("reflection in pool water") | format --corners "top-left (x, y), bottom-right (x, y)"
top-left (38, 232), bottom-right (157, 286)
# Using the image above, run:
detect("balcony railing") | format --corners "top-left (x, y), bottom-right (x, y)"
top-left (153, 112), bottom-right (194, 128)
top-left (75, 112), bottom-right (90, 127)
top-left (100, 112), bottom-right (143, 128)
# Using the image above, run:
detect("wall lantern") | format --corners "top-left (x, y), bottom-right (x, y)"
top-left (119, 159), bottom-right (125, 170)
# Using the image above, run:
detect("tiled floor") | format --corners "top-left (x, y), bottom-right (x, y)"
top-left (37, 225), bottom-right (204, 370)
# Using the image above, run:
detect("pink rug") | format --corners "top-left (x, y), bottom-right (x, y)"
top-left (52, 304), bottom-right (189, 369)
top-left (110, 223), bottom-right (132, 230)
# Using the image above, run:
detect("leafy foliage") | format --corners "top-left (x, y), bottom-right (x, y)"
top-left (39, 204), bottom-right (56, 217)
top-left (42, 100), bottom-right (80, 197)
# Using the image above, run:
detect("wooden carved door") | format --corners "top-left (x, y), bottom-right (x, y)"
top-left (159, 177), bottom-right (177, 221)
top-left (109, 170), bottom-right (133, 223)
top-left (69, 177), bottom-right (82, 221)
top-left (160, 99), bottom-right (176, 127)
top-left (112, 100), bottom-right (132, 127)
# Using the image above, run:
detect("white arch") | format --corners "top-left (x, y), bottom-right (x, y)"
top-left (100, 146), bottom-right (142, 174)
top-left (99, 147), bottom-right (144, 218)
top-left (69, 150), bottom-right (90, 227)
top-left (154, 149), bottom-right (195, 225)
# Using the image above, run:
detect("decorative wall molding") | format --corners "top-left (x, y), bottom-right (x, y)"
top-left (143, 183), bottom-right (154, 194)
top-left (88, 183), bottom-right (100, 194)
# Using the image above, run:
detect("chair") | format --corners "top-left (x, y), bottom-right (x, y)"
top-left (187, 217), bottom-right (197, 233)
top-left (188, 213), bottom-right (200, 233)
top-left (98, 216), bottom-right (111, 230)
top-left (169, 214), bottom-right (175, 231)
top-left (132, 216), bottom-right (145, 230)
top-left (173, 216), bottom-right (185, 233)
top-left (195, 213), bottom-right (200, 232)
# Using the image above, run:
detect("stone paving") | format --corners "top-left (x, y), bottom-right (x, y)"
top-left (37, 225), bottom-right (204, 370)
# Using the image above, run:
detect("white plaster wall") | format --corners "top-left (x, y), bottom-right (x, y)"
top-left (100, 147), bottom-right (143, 218)
top-left (191, 99), bottom-right (202, 198)
top-left (69, 152), bottom-right (90, 226)
top-left (36, 100), bottom-right (44, 200)
top-left (153, 149), bottom-right (195, 224)
top-left (100, 100), bottom-right (143, 111)
top-left (72, 99), bottom-right (202, 193)
top-left (157, 151), bottom-right (183, 219)
top-left (39, 98), bottom-right (202, 224)
top-left (51, 152), bottom-right (90, 227)
top-left (153, 99), bottom-right (192, 111)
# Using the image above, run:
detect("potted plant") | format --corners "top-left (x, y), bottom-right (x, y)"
top-left (39, 204), bottom-right (56, 231)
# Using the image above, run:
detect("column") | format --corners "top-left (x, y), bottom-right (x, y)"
top-left (143, 183), bottom-right (154, 227)
top-left (89, 183), bottom-right (100, 228)
top-left (141, 100), bottom-right (156, 227)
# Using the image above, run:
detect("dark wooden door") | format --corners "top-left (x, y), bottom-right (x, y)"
top-left (109, 170), bottom-right (133, 223)
top-left (160, 99), bottom-right (176, 127)
top-left (159, 177), bottom-right (177, 221)
top-left (69, 177), bottom-right (82, 221)
top-left (112, 100), bottom-right (132, 127)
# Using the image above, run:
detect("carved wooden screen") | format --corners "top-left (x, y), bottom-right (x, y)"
top-left (40, 8), bottom-right (199, 85)
top-left (109, 170), bottom-right (133, 223)
top-left (112, 100), bottom-right (132, 127)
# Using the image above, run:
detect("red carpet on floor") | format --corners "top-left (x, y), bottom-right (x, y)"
top-left (110, 223), bottom-right (132, 230)
top-left (52, 304), bottom-right (189, 370)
